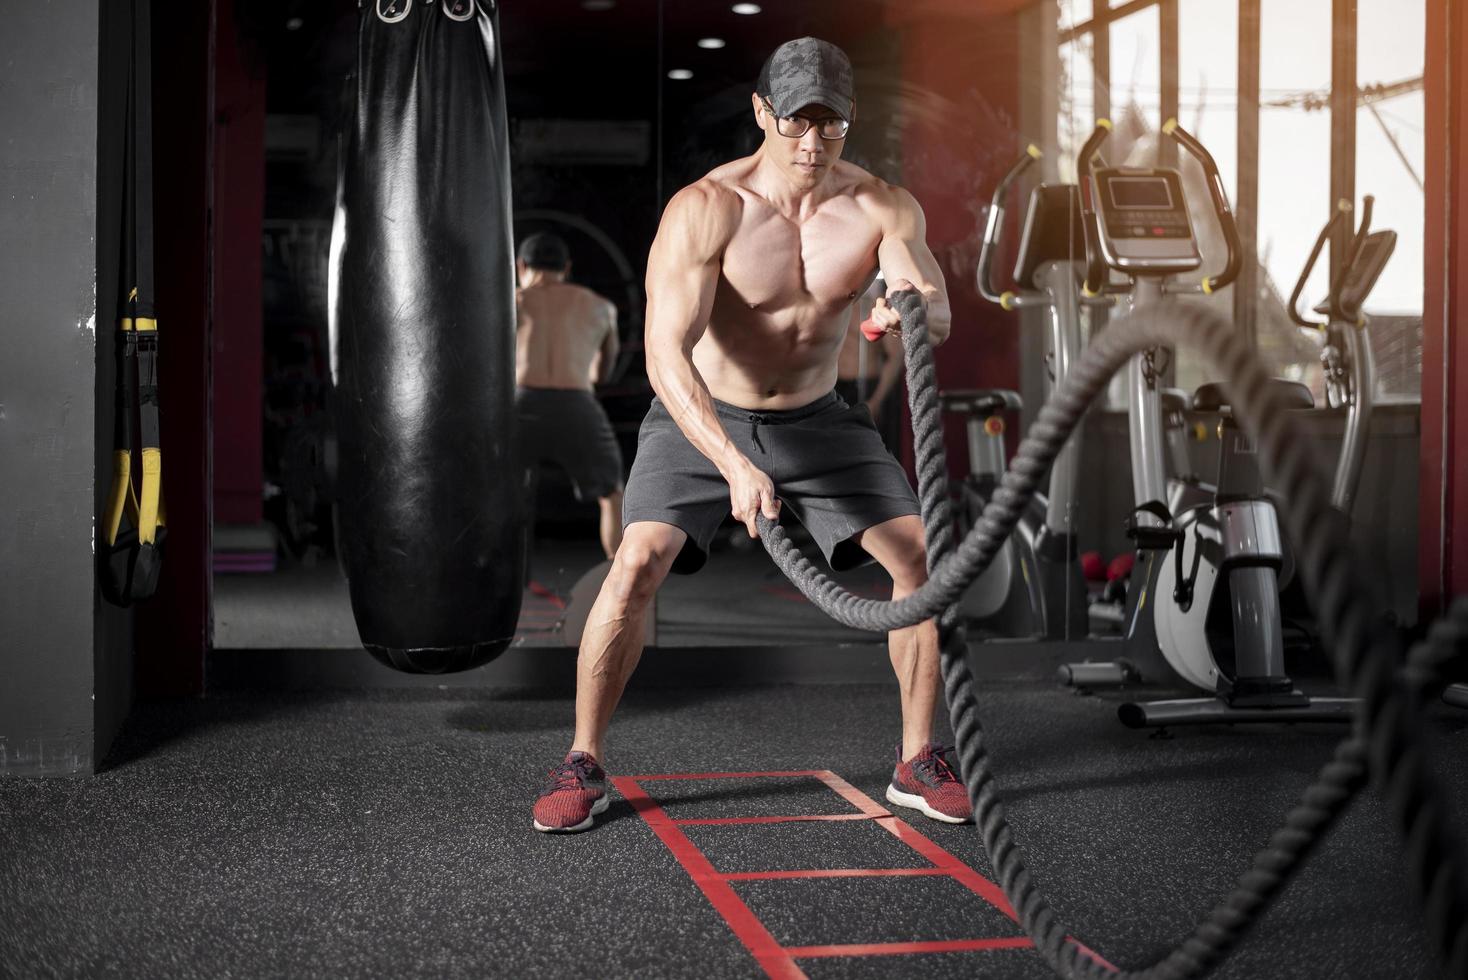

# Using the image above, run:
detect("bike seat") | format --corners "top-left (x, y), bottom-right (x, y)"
top-left (1192, 379), bottom-right (1315, 413)
top-left (1160, 387), bottom-right (1192, 413)
top-left (939, 389), bottom-right (1023, 416)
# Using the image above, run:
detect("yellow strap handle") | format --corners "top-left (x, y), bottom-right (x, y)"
top-left (138, 448), bottom-right (163, 545)
top-left (104, 450), bottom-right (133, 545)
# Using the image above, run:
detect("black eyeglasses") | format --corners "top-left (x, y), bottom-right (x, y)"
top-left (761, 98), bottom-right (850, 140)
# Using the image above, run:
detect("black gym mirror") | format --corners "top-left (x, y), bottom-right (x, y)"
top-left (205, 0), bottom-right (1425, 675)
top-left (211, 0), bottom-right (984, 658)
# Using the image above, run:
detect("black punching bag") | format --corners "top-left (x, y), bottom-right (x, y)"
top-left (329, 0), bottom-right (522, 673)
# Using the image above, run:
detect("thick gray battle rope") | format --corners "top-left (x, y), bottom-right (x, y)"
top-left (757, 294), bottom-right (1468, 979)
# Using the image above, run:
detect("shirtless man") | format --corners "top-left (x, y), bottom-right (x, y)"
top-left (532, 38), bottom-right (970, 833)
top-left (514, 232), bottom-right (625, 559)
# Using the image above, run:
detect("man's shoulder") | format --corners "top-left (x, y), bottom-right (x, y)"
top-left (841, 164), bottom-right (916, 212)
top-left (660, 172), bottom-right (747, 255)
top-left (553, 282), bottom-right (615, 310)
top-left (669, 170), bottom-right (746, 219)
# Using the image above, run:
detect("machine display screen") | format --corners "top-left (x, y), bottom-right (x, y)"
top-left (1108, 177), bottom-right (1174, 210)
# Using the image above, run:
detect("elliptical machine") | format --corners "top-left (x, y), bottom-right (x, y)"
top-left (1286, 196), bottom-right (1394, 515)
top-left (945, 145), bottom-right (1094, 641)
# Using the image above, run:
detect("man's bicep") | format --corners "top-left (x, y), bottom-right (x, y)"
top-left (875, 190), bottom-right (942, 289)
top-left (877, 234), bottom-right (944, 296)
top-left (645, 192), bottom-right (727, 351)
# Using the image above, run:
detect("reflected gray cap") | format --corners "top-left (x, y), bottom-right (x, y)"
top-left (757, 37), bottom-right (854, 122)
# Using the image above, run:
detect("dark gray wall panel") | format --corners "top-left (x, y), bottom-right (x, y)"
top-left (0, 0), bottom-right (102, 775)
top-left (93, 0), bottom-right (135, 768)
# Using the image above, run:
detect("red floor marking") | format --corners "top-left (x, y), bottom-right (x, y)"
top-left (1071, 940), bottom-right (1117, 972)
top-left (612, 769), bottom-right (1093, 979)
top-left (809, 770), bottom-right (1020, 920)
top-left (525, 580), bottom-right (567, 609)
top-left (673, 813), bottom-right (878, 827)
top-left (785, 937), bottom-right (1037, 958)
top-left (614, 777), bottom-right (805, 980)
top-left (724, 868), bottom-right (952, 882)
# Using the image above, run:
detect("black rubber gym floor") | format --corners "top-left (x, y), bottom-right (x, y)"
top-left (212, 538), bottom-right (886, 650)
top-left (3, 679), bottom-right (1464, 978)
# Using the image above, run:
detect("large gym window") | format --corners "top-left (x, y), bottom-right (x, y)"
top-left (1056, 0), bottom-right (1425, 405)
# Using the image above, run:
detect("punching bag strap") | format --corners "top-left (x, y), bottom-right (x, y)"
top-left (102, 0), bottom-right (165, 606)
top-left (376, 0), bottom-right (412, 25)
top-left (442, 0), bottom-right (475, 21)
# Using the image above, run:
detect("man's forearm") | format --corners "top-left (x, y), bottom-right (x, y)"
top-left (922, 286), bottom-right (952, 347)
top-left (647, 347), bottom-right (748, 479)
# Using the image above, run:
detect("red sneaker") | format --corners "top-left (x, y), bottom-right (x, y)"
top-left (532, 751), bottom-right (609, 833)
top-left (885, 743), bottom-right (973, 824)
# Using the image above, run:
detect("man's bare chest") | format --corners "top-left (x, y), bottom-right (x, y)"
top-left (719, 206), bottom-right (881, 311)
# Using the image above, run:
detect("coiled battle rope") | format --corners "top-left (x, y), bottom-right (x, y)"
top-left (757, 292), bottom-right (1468, 978)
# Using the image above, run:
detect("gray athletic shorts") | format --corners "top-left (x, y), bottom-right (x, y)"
top-left (516, 387), bottom-right (624, 501)
top-left (623, 390), bottom-right (920, 575)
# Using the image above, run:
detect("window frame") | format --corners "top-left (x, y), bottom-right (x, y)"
top-left (1057, 0), bottom-right (1375, 366)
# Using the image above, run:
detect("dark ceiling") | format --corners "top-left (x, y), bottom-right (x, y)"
top-left (251, 0), bottom-right (1028, 120)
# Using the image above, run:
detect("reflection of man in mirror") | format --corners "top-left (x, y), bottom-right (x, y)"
top-left (533, 38), bottom-right (961, 834)
top-left (514, 232), bottom-right (625, 561)
top-left (836, 276), bottom-right (905, 456)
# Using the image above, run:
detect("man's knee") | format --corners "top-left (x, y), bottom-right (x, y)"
top-left (888, 532), bottom-right (930, 591)
top-left (606, 532), bottom-right (678, 604)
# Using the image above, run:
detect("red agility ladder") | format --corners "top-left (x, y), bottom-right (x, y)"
top-left (611, 769), bottom-right (1112, 980)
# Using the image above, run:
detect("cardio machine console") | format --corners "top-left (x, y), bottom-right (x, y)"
top-left (1091, 167), bottom-right (1201, 275)
top-left (1012, 184), bottom-right (1086, 289)
top-left (1314, 229), bottom-right (1397, 317)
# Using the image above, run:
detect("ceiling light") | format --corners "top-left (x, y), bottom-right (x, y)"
top-left (667, 69), bottom-right (694, 80)
top-left (697, 37), bottom-right (726, 49)
top-left (731, 3), bottom-right (761, 13)
top-left (581, 0), bottom-right (615, 9)
top-left (285, 16), bottom-right (304, 30)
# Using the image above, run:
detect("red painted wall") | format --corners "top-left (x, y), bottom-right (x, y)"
top-left (211, 0), bottom-right (267, 525)
top-left (893, 10), bottom-right (1027, 478)
top-left (1419, 0), bottom-right (1468, 616)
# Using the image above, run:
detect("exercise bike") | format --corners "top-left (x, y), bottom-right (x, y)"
top-left (1125, 197), bottom-right (1394, 727)
top-left (1041, 118), bottom-right (1245, 690)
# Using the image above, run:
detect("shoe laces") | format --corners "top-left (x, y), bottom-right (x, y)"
top-left (548, 756), bottom-right (597, 792)
top-left (913, 745), bottom-right (959, 785)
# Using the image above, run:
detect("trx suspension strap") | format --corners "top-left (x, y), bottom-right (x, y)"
top-left (102, 0), bottom-right (165, 606)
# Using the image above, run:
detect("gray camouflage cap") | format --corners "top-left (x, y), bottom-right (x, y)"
top-left (757, 37), bottom-right (854, 123)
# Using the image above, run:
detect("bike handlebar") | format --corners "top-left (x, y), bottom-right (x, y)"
top-left (976, 144), bottom-right (1042, 309)
top-left (1289, 200), bottom-right (1352, 329)
top-left (1163, 119), bottom-right (1242, 294)
top-left (1076, 120), bottom-right (1112, 296)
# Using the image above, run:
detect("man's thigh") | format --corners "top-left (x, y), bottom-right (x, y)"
top-left (622, 400), bottom-right (739, 574)
top-left (773, 402), bottom-right (920, 571)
